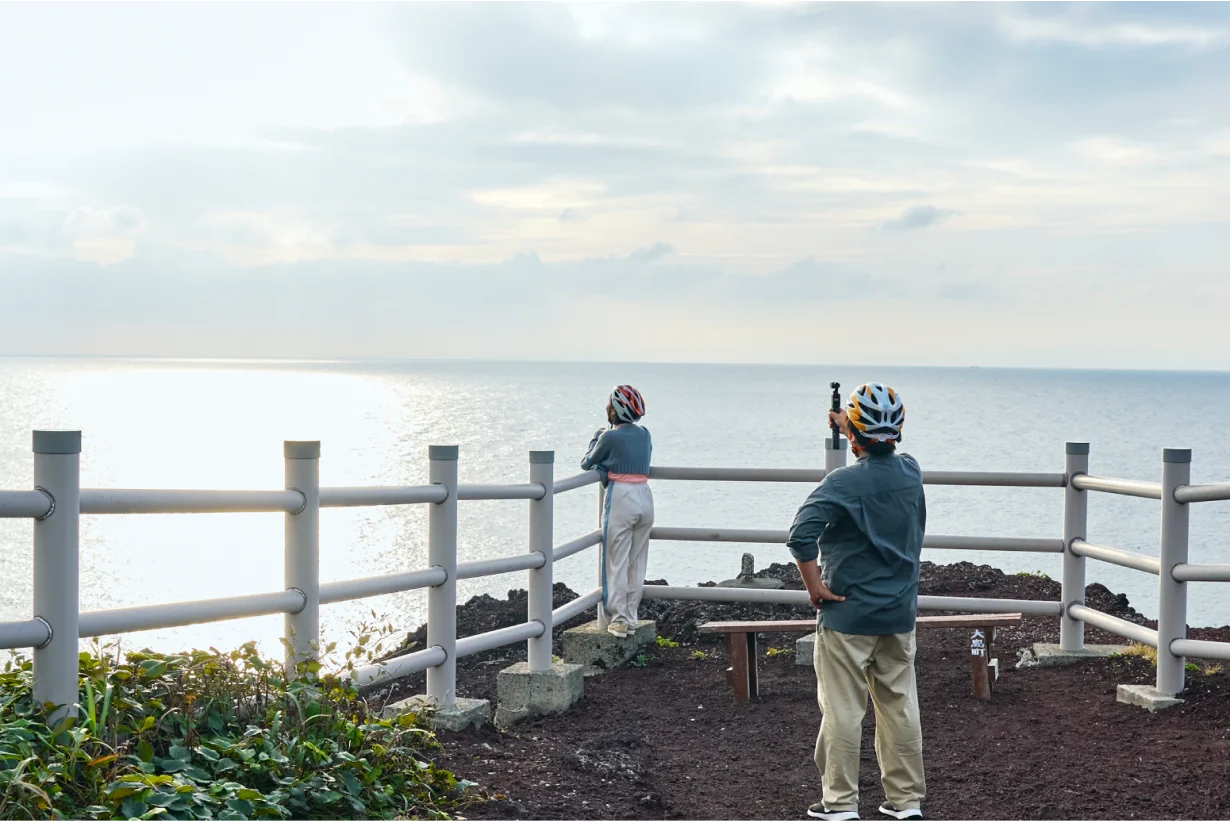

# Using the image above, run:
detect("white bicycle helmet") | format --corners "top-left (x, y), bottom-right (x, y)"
top-left (847, 382), bottom-right (905, 443)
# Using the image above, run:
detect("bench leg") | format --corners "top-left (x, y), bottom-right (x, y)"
top-left (746, 632), bottom-right (759, 701)
top-left (726, 632), bottom-right (753, 702)
top-left (970, 627), bottom-right (991, 701)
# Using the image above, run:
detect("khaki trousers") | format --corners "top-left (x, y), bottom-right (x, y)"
top-left (812, 627), bottom-right (926, 812)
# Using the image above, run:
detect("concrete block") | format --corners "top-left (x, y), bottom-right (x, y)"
top-left (381, 694), bottom-right (491, 732)
top-left (795, 633), bottom-right (816, 666)
top-left (1116, 684), bottom-right (1184, 713)
top-left (1016, 642), bottom-right (1131, 669)
top-left (562, 619), bottom-right (657, 675)
top-left (495, 661), bottom-right (584, 729)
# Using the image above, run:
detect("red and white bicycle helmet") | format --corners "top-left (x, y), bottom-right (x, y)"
top-left (610, 385), bottom-right (646, 424)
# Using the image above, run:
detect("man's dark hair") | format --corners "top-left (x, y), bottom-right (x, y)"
top-left (851, 427), bottom-right (898, 456)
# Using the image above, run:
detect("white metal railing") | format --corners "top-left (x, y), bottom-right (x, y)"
top-left (2, 432), bottom-right (1229, 723)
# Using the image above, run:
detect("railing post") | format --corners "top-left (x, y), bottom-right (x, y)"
top-left (1157, 447), bottom-right (1191, 696)
top-left (1061, 442), bottom-right (1090, 652)
top-left (427, 445), bottom-right (459, 708)
top-left (32, 430), bottom-right (82, 724)
top-left (824, 436), bottom-right (847, 474)
top-left (527, 451), bottom-right (554, 670)
top-left (284, 441), bottom-right (320, 675)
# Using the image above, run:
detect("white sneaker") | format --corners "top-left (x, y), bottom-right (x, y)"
top-left (878, 803), bottom-right (923, 820)
top-left (607, 622), bottom-right (629, 638)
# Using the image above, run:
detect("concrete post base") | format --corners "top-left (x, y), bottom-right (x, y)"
top-left (1116, 684), bottom-right (1184, 712)
top-left (495, 661), bottom-right (584, 729)
top-left (381, 694), bottom-right (491, 732)
top-left (1016, 642), bottom-right (1131, 669)
top-left (796, 633), bottom-right (815, 665)
top-left (562, 619), bottom-right (657, 675)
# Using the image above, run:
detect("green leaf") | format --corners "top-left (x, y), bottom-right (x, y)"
top-left (183, 764), bottom-right (212, 782)
top-left (122, 797), bottom-right (149, 818)
top-left (236, 790), bottom-right (263, 802)
top-left (159, 758), bottom-right (187, 773)
top-left (147, 790), bottom-right (181, 808)
top-left (138, 740), bottom-right (155, 763)
top-left (139, 659), bottom-right (169, 678)
top-left (169, 744), bottom-right (192, 761)
top-left (225, 798), bottom-right (254, 817)
top-left (195, 745), bottom-right (220, 762)
top-left (213, 759), bottom-right (239, 775)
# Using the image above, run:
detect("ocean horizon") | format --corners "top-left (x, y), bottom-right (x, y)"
top-left (3, 356), bottom-right (1228, 658)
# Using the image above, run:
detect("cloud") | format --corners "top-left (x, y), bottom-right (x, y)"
top-left (881, 206), bottom-right (957, 232)
top-left (724, 257), bottom-right (892, 302)
top-left (1001, 15), bottom-right (1230, 49)
top-left (628, 242), bottom-right (674, 264)
top-left (936, 281), bottom-right (995, 302)
top-left (2, 2), bottom-right (1230, 367)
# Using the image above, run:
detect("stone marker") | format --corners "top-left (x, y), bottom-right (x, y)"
top-left (717, 553), bottom-right (785, 590)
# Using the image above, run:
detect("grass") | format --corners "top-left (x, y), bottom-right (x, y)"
top-left (0, 626), bottom-right (462, 820)
top-left (1111, 644), bottom-right (1225, 678)
top-left (1115, 642), bottom-right (1159, 665)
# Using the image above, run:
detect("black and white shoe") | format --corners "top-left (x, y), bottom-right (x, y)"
top-left (878, 803), bottom-right (923, 820)
top-left (807, 804), bottom-right (859, 820)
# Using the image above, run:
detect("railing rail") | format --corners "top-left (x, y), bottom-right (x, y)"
top-left (2, 432), bottom-right (1229, 721)
top-left (650, 527), bottom-right (1064, 554)
top-left (1068, 603), bottom-right (1160, 647)
top-left (1070, 540), bottom-right (1161, 575)
top-left (1071, 474), bottom-right (1163, 500)
top-left (1174, 482), bottom-right (1230, 504)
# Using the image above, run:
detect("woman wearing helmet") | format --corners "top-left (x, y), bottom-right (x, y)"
top-left (581, 385), bottom-right (654, 638)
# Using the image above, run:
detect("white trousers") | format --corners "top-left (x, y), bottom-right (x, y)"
top-left (597, 482), bottom-right (655, 629)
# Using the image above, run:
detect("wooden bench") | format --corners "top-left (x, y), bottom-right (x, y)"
top-left (698, 614), bottom-right (1022, 703)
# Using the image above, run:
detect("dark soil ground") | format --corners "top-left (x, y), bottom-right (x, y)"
top-left (365, 563), bottom-right (1230, 820)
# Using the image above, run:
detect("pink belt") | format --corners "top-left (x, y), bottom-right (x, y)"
top-left (608, 473), bottom-right (648, 484)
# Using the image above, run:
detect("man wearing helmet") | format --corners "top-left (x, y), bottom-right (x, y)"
top-left (786, 383), bottom-right (927, 821)
top-left (581, 385), bottom-right (654, 638)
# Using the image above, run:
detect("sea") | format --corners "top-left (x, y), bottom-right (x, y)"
top-left (2, 357), bottom-right (1228, 659)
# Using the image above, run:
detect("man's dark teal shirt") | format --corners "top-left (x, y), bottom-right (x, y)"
top-left (786, 451), bottom-right (927, 635)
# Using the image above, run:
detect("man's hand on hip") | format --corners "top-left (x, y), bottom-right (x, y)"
top-left (796, 558), bottom-right (846, 610)
top-left (810, 581), bottom-right (846, 610)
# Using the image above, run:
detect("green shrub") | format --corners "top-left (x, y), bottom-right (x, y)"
top-left (0, 631), bottom-right (460, 820)
top-left (654, 636), bottom-right (679, 649)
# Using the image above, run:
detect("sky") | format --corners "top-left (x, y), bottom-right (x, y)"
top-left (1, 1), bottom-right (1228, 369)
